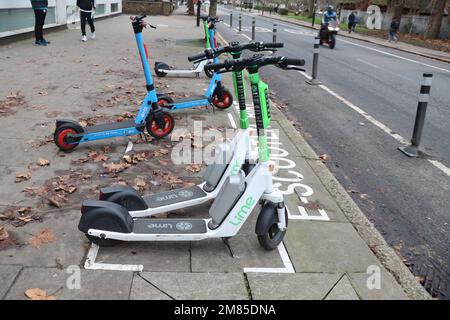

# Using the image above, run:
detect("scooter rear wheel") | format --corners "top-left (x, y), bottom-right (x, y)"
top-left (54, 124), bottom-right (82, 152)
top-left (211, 87), bottom-right (233, 109)
top-left (257, 203), bottom-right (288, 250)
top-left (155, 62), bottom-right (169, 77)
top-left (146, 112), bottom-right (175, 139)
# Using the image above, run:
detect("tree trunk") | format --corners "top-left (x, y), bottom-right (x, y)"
top-left (187, 0), bottom-right (195, 15)
top-left (425, 0), bottom-right (447, 39)
top-left (209, 0), bottom-right (218, 17)
top-left (308, 0), bottom-right (315, 18)
top-left (387, 0), bottom-right (404, 23)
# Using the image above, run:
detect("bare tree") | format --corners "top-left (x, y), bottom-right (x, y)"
top-left (387, 0), bottom-right (404, 23)
top-left (187, 0), bottom-right (195, 15)
top-left (425, 0), bottom-right (448, 39)
top-left (209, 0), bottom-right (218, 16)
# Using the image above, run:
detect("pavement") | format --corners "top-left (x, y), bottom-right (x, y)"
top-left (0, 9), bottom-right (429, 300)
top-left (233, 7), bottom-right (450, 64)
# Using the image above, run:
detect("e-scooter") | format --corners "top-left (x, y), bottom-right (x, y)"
top-left (154, 16), bottom-right (220, 78)
top-left (93, 42), bottom-right (284, 219)
top-left (54, 16), bottom-right (175, 151)
top-left (78, 55), bottom-right (305, 250)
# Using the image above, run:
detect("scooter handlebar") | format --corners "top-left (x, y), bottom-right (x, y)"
top-left (282, 58), bottom-right (305, 66)
top-left (188, 51), bottom-right (208, 62)
top-left (264, 43), bottom-right (284, 48)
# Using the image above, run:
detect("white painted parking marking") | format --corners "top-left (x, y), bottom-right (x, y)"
top-left (227, 112), bottom-right (237, 129)
top-left (84, 244), bottom-right (144, 272)
top-left (340, 38), bottom-right (450, 73)
top-left (428, 159), bottom-right (450, 177)
top-left (244, 242), bottom-right (295, 274)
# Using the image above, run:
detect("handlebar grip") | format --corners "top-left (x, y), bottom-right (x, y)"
top-left (204, 62), bottom-right (227, 71)
top-left (264, 43), bottom-right (284, 48)
top-left (188, 52), bottom-right (207, 62)
top-left (284, 58), bottom-right (305, 66)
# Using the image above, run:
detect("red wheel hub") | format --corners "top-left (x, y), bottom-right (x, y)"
top-left (150, 115), bottom-right (173, 137)
top-left (57, 128), bottom-right (77, 150)
top-left (212, 91), bottom-right (230, 109)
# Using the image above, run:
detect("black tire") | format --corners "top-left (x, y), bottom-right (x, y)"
top-left (155, 62), bottom-right (170, 77)
top-left (54, 123), bottom-right (83, 152)
top-left (257, 204), bottom-right (288, 250)
top-left (211, 87), bottom-right (233, 109)
top-left (157, 94), bottom-right (174, 110)
top-left (242, 162), bottom-right (256, 176)
top-left (329, 34), bottom-right (336, 49)
top-left (146, 111), bottom-right (175, 139)
top-left (85, 216), bottom-right (123, 247)
top-left (204, 62), bottom-right (214, 78)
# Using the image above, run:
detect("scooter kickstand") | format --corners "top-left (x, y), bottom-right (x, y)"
top-left (222, 237), bottom-right (235, 257)
top-left (140, 133), bottom-right (149, 144)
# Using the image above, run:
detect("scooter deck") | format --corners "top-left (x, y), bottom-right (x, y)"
top-left (85, 121), bottom-right (137, 134)
top-left (173, 96), bottom-right (208, 104)
top-left (133, 218), bottom-right (207, 234)
top-left (142, 186), bottom-right (207, 208)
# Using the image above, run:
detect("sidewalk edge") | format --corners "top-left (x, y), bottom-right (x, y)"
top-left (271, 103), bottom-right (431, 300)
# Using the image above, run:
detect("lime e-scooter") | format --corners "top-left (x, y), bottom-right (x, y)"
top-left (89, 42), bottom-right (284, 220)
top-left (78, 54), bottom-right (305, 250)
top-left (154, 16), bottom-right (220, 78)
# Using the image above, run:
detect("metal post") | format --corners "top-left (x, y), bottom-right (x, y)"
top-left (312, 2), bottom-right (316, 27)
top-left (272, 23), bottom-right (277, 43)
top-left (230, 12), bottom-right (233, 28)
top-left (306, 37), bottom-right (322, 85)
top-left (399, 74), bottom-right (433, 157)
top-left (252, 17), bottom-right (256, 40)
top-left (196, 0), bottom-right (201, 27)
top-left (239, 14), bottom-right (242, 32)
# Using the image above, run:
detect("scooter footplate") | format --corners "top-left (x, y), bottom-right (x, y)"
top-left (84, 121), bottom-right (136, 133)
top-left (173, 96), bottom-right (208, 104)
top-left (143, 186), bottom-right (206, 208)
top-left (133, 218), bottom-right (207, 234)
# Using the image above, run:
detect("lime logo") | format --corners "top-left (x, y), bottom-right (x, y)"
top-left (229, 197), bottom-right (256, 226)
top-left (230, 156), bottom-right (241, 176)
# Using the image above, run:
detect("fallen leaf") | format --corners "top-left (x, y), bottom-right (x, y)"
top-left (0, 227), bottom-right (9, 241)
top-left (154, 148), bottom-right (170, 157)
top-left (47, 194), bottom-right (67, 208)
top-left (15, 171), bottom-right (31, 183)
top-left (319, 154), bottom-right (330, 161)
top-left (158, 160), bottom-right (169, 166)
top-left (24, 288), bottom-right (56, 300)
top-left (37, 158), bottom-right (50, 166)
top-left (38, 91), bottom-right (48, 96)
top-left (185, 164), bottom-right (201, 173)
top-left (28, 229), bottom-right (55, 248)
top-left (133, 177), bottom-right (147, 191)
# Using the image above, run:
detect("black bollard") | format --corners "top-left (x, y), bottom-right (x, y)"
top-left (239, 14), bottom-right (242, 32)
top-left (307, 37), bottom-right (322, 85)
top-left (230, 12), bottom-right (233, 28)
top-left (399, 73), bottom-right (433, 157)
top-left (252, 17), bottom-right (256, 40)
top-left (272, 24), bottom-right (277, 42)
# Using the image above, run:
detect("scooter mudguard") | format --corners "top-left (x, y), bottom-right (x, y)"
top-left (100, 186), bottom-right (148, 211)
top-left (79, 200), bottom-right (134, 234)
top-left (55, 119), bottom-right (84, 132)
top-left (255, 201), bottom-right (278, 236)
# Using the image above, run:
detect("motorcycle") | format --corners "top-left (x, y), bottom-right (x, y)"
top-left (319, 20), bottom-right (339, 49)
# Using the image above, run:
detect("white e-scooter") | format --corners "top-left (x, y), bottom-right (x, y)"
top-left (78, 55), bottom-right (305, 250)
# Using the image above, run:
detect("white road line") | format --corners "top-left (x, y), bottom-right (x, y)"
top-left (223, 22), bottom-right (230, 27)
top-left (357, 58), bottom-right (381, 69)
top-left (297, 71), bottom-right (450, 177)
top-left (241, 33), bottom-right (252, 40)
top-left (340, 38), bottom-right (450, 73)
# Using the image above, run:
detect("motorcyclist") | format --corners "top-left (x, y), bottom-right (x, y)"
top-left (320, 5), bottom-right (338, 37)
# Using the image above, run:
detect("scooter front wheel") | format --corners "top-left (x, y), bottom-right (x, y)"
top-left (257, 202), bottom-right (288, 250)
top-left (211, 87), bottom-right (233, 109)
top-left (204, 62), bottom-right (214, 78)
top-left (54, 123), bottom-right (83, 152)
top-left (146, 112), bottom-right (175, 139)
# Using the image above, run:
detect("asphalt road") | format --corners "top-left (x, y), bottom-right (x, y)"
top-left (215, 7), bottom-right (450, 299)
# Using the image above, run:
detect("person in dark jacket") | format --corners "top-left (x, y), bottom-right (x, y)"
top-left (348, 11), bottom-right (355, 34)
top-left (77, 0), bottom-right (96, 42)
top-left (30, 0), bottom-right (50, 46)
top-left (389, 19), bottom-right (400, 43)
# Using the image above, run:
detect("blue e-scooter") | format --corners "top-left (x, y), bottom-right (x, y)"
top-left (53, 15), bottom-right (232, 151)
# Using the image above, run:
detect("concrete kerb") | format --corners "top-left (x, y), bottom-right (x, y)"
top-left (216, 25), bottom-right (430, 300)
top-left (234, 10), bottom-right (450, 65)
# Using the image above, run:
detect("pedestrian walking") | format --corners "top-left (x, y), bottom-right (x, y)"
top-left (30, 0), bottom-right (50, 46)
top-left (348, 11), bottom-right (355, 34)
top-left (388, 19), bottom-right (400, 43)
top-left (77, 0), bottom-right (96, 42)
top-left (352, 12), bottom-right (359, 33)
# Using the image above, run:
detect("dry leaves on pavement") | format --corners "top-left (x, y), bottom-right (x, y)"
top-left (0, 207), bottom-right (39, 227)
top-left (28, 229), bottom-right (55, 248)
top-left (37, 158), bottom-right (50, 166)
top-left (185, 164), bottom-right (201, 173)
top-left (24, 288), bottom-right (56, 300)
top-left (0, 91), bottom-right (26, 117)
top-left (15, 171), bottom-right (31, 183)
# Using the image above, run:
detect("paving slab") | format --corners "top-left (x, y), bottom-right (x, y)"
top-left (348, 271), bottom-right (408, 300)
top-left (0, 265), bottom-right (22, 299)
top-left (247, 273), bottom-right (342, 300)
top-left (4, 267), bottom-right (133, 300)
top-left (285, 221), bottom-right (381, 273)
top-left (0, 209), bottom-right (86, 268)
top-left (325, 275), bottom-right (360, 300)
top-left (132, 272), bottom-right (248, 300)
